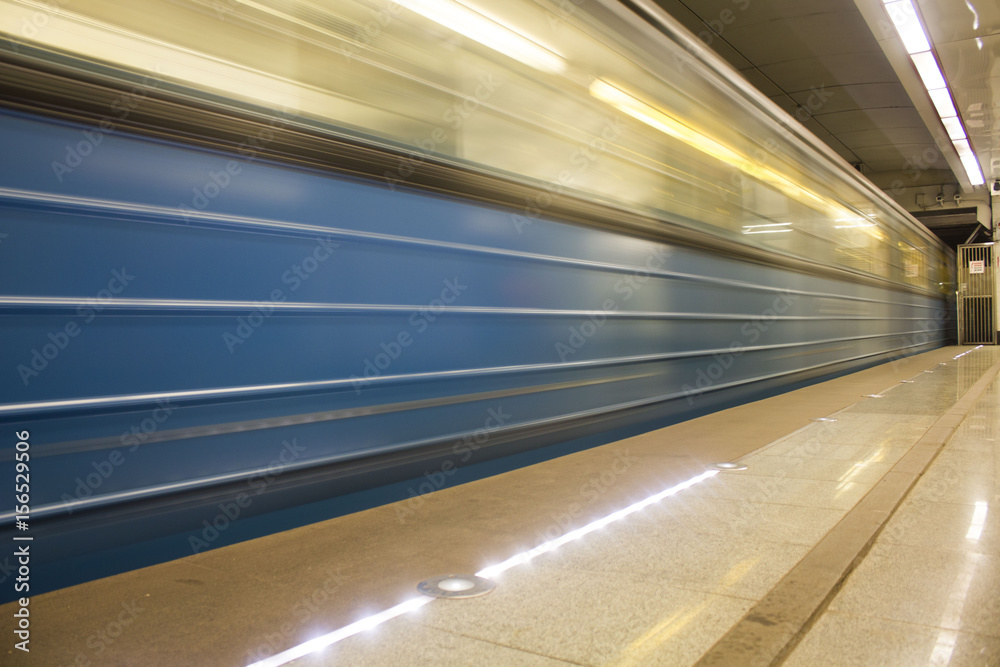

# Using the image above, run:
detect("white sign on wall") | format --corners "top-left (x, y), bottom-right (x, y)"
top-left (969, 260), bottom-right (985, 274)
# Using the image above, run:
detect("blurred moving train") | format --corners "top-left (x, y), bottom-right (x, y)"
top-left (0, 0), bottom-right (953, 597)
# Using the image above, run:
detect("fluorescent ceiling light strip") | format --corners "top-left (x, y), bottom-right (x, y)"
top-left (395, 0), bottom-right (565, 73)
top-left (477, 470), bottom-right (718, 579)
top-left (245, 469), bottom-right (718, 666)
top-left (928, 88), bottom-right (958, 118)
top-left (884, 0), bottom-right (931, 53)
top-left (941, 116), bottom-right (967, 141)
top-left (882, 0), bottom-right (986, 187)
top-left (959, 154), bottom-right (985, 186)
top-left (911, 51), bottom-right (947, 90)
top-left (743, 229), bottom-right (792, 234)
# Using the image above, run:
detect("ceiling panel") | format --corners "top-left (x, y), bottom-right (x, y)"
top-left (799, 121), bottom-right (860, 163)
top-left (815, 107), bottom-right (929, 134)
top-left (853, 144), bottom-right (950, 170)
top-left (788, 83), bottom-right (914, 114)
top-left (917, 0), bottom-right (1000, 45)
top-left (723, 12), bottom-right (882, 64)
top-left (757, 53), bottom-right (899, 90)
top-left (740, 0), bottom-right (860, 24)
top-left (935, 31), bottom-right (999, 86)
top-left (736, 67), bottom-right (785, 97)
top-left (650, 0), bottom-right (755, 69)
top-left (765, 95), bottom-right (799, 116)
top-left (653, 0), bottom-right (859, 31)
top-left (934, 32), bottom-right (1000, 180)
top-left (837, 126), bottom-right (944, 148)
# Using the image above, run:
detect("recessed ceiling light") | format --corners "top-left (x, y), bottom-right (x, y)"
top-left (928, 88), bottom-right (958, 118)
top-left (883, 0), bottom-right (931, 53)
top-left (911, 51), bottom-right (947, 90)
top-left (959, 153), bottom-right (985, 185)
top-left (953, 139), bottom-right (974, 158)
top-left (941, 116), bottom-right (967, 141)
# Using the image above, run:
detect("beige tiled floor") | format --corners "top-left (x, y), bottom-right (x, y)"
top-left (785, 363), bottom-right (1000, 667)
top-left (784, 612), bottom-right (1000, 667)
top-left (6, 345), bottom-right (999, 667)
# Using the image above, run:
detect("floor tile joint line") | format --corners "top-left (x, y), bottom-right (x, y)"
top-left (693, 352), bottom-right (1000, 667)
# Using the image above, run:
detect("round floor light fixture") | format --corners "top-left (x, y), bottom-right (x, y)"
top-left (709, 461), bottom-right (748, 471)
top-left (417, 575), bottom-right (496, 599)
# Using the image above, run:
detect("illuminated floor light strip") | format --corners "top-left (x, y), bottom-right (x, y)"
top-left (245, 597), bottom-right (433, 667)
top-left (953, 345), bottom-right (984, 360)
top-left (244, 470), bottom-right (718, 666)
top-left (477, 470), bottom-right (718, 579)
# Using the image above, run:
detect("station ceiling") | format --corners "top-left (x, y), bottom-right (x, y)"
top-left (652, 0), bottom-right (998, 238)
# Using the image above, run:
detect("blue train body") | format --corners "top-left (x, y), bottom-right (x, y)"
top-left (0, 107), bottom-right (950, 598)
top-left (0, 0), bottom-right (954, 599)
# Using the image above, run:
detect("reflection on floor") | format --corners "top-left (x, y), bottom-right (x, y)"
top-left (786, 360), bottom-right (1000, 666)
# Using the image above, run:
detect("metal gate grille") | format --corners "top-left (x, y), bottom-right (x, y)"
top-left (957, 243), bottom-right (997, 344)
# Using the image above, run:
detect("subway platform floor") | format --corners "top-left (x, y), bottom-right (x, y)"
top-left (6, 345), bottom-right (1000, 666)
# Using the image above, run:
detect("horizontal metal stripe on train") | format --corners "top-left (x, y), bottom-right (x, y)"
top-left (21, 372), bottom-right (655, 459)
top-left (0, 331), bottom-right (933, 454)
top-left (14, 326), bottom-right (940, 458)
top-left (0, 327), bottom-right (942, 423)
top-left (0, 186), bottom-right (942, 311)
top-left (0, 53), bottom-right (947, 298)
top-left (8, 337), bottom-right (940, 523)
top-left (0, 295), bottom-right (937, 321)
top-left (0, 329), bottom-right (946, 418)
